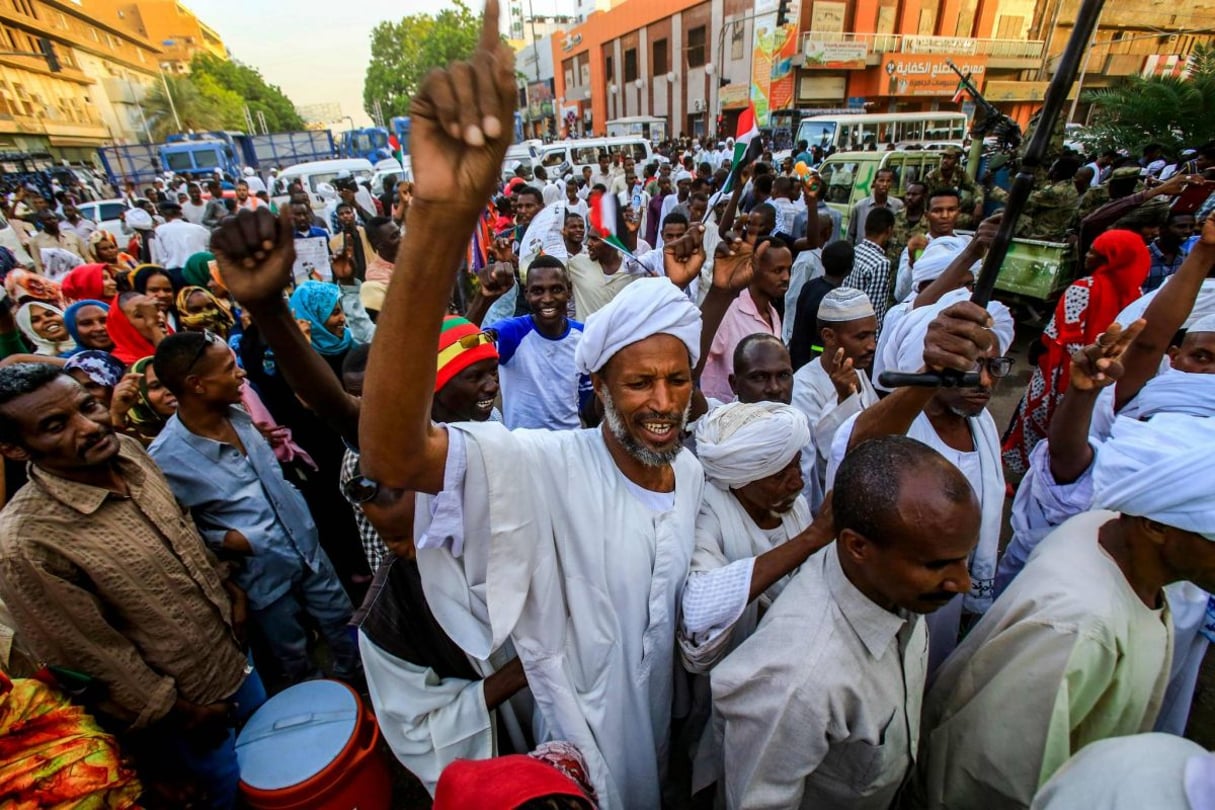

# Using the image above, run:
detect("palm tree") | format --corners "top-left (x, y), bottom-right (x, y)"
top-left (140, 74), bottom-right (230, 140)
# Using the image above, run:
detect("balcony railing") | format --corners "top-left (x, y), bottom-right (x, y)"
top-left (800, 32), bottom-right (1044, 61)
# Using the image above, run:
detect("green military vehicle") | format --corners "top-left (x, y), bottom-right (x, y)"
top-left (817, 150), bottom-right (1076, 319)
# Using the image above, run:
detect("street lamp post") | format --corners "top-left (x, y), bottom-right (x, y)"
top-left (158, 41), bottom-right (183, 132)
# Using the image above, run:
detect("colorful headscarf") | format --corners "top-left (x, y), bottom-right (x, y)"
top-left (131, 264), bottom-right (175, 295)
top-left (436, 315), bottom-right (498, 392)
top-left (288, 281), bottom-right (354, 356)
top-left (15, 301), bottom-right (75, 356)
top-left (64, 350), bottom-right (126, 389)
top-left (63, 299), bottom-right (111, 349)
top-left (5, 269), bottom-right (64, 308)
top-left (61, 263), bottom-right (111, 303)
top-left (182, 252), bottom-right (214, 288)
top-left (175, 285), bottom-right (235, 335)
top-left (105, 294), bottom-right (157, 365)
top-left (124, 356), bottom-right (171, 441)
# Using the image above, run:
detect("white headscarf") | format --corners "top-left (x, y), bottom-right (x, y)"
top-left (880, 287), bottom-right (1014, 378)
top-left (695, 401), bottom-right (810, 488)
top-left (908, 235), bottom-right (976, 298)
top-left (1127, 369), bottom-right (1215, 420)
top-left (574, 277), bottom-right (701, 374)
top-left (15, 301), bottom-right (75, 356)
top-left (1092, 413), bottom-right (1215, 540)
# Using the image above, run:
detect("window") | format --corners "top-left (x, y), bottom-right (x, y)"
top-left (652, 38), bottom-right (668, 74)
top-left (12, 0), bottom-right (37, 18)
top-left (819, 161), bottom-right (858, 204)
top-left (624, 47), bottom-right (638, 82)
top-left (687, 26), bottom-right (706, 68)
top-left (605, 54), bottom-right (613, 82)
top-left (89, 27), bottom-right (99, 42)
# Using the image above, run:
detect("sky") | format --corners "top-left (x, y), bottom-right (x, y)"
top-left (185, 0), bottom-right (573, 128)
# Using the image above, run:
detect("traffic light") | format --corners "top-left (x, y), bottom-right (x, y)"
top-left (37, 37), bottom-right (60, 73)
top-left (776, 0), bottom-right (791, 27)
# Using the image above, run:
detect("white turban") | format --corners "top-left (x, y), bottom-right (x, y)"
top-left (1128, 369), bottom-right (1215, 420)
top-left (1188, 313), bottom-right (1215, 334)
top-left (674, 170), bottom-right (693, 183)
top-left (818, 288), bottom-right (874, 323)
top-left (694, 401), bottom-right (810, 488)
top-left (1092, 413), bottom-right (1215, 539)
top-left (879, 287), bottom-right (1014, 377)
top-left (574, 277), bottom-right (702, 374)
top-left (124, 208), bottom-right (153, 230)
top-left (909, 235), bottom-right (977, 299)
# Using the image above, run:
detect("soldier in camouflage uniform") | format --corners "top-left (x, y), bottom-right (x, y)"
top-left (1015, 157), bottom-right (1081, 241)
top-left (923, 146), bottom-right (984, 229)
top-left (886, 180), bottom-right (929, 265)
top-left (1018, 109), bottom-right (1068, 187)
top-left (1071, 165), bottom-right (1144, 232)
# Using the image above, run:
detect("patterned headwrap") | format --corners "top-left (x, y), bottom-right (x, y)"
top-left (125, 356), bottom-right (172, 442)
top-left (5, 269), bottom-right (64, 308)
top-left (64, 350), bottom-right (126, 389)
top-left (436, 315), bottom-right (498, 393)
top-left (175, 285), bottom-right (235, 335)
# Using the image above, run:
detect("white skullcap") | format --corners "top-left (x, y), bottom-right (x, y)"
top-left (909, 235), bottom-right (976, 298)
top-left (242, 166), bottom-right (255, 176)
top-left (574, 277), bottom-right (702, 374)
top-left (818, 288), bottom-right (875, 323)
top-left (1188, 313), bottom-right (1215, 334)
top-left (674, 170), bottom-right (693, 183)
top-left (124, 208), bottom-right (153, 230)
top-left (694, 401), bottom-right (810, 488)
top-left (1128, 369), bottom-right (1215, 420)
top-left (884, 287), bottom-right (1014, 376)
top-left (1092, 412), bottom-right (1215, 539)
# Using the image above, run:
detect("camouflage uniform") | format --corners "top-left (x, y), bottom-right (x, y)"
top-left (923, 166), bottom-right (984, 229)
top-left (886, 209), bottom-right (929, 266)
top-left (1015, 180), bottom-right (1080, 241)
top-left (1019, 112), bottom-right (1068, 187)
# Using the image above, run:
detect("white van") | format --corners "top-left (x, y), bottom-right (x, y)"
top-left (538, 137), bottom-right (666, 179)
top-left (271, 158), bottom-right (375, 211)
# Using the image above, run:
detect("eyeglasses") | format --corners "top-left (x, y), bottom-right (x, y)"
top-left (185, 329), bottom-right (222, 375)
top-left (456, 331), bottom-right (496, 350)
top-left (978, 356), bottom-right (1015, 378)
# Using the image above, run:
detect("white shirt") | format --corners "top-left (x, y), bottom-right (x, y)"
top-left (489, 317), bottom-right (586, 431)
top-left (415, 423), bottom-right (704, 809)
top-left (712, 545), bottom-right (927, 810)
top-left (151, 219), bottom-right (211, 269)
top-left (915, 510), bottom-right (1173, 810)
top-left (181, 201), bottom-right (209, 225)
top-left (61, 217), bottom-right (96, 241)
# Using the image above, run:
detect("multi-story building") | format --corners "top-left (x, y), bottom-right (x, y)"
top-left (0, 0), bottom-right (163, 160)
top-left (553, 0), bottom-right (1215, 139)
top-left (86, 0), bottom-right (225, 74)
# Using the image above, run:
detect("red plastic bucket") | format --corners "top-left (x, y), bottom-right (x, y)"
top-left (236, 680), bottom-right (391, 810)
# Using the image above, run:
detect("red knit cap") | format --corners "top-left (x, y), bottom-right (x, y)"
top-left (436, 315), bottom-right (498, 393)
top-left (433, 756), bottom-right (590, 810)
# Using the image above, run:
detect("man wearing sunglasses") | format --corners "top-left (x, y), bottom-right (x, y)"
top-left (827, 286), bottom-right (1016, 675)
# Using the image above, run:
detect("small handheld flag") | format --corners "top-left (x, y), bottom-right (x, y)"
top-left (588, 189), bottom-right (634, 257)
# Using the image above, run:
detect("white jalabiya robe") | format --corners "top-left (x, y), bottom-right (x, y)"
top-left (414, 423), bottom-right (703, 810)
top-left (913, 511), bottom-right (1173, 810)
top-left (792, 357), bottom-right (879, 511)
top-left (358, 632), bottom-right (533, 795)
top-left (678, 486), bottom-right (812, 793)
top-left (827, 409), bottom-right (1005, 670)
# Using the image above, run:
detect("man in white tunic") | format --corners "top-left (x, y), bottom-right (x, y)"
top-left (828, 289), bottom-right (1014, 669)
top-left (912, 413), bottom-right (1215, 810)
top-left (791, 288), bottom-right (879, 509)
top-left (711, 436), bottom-right (981, 810)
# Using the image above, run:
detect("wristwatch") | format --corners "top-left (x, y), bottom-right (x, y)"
top-left (342, 474), bottom-right (381, 505)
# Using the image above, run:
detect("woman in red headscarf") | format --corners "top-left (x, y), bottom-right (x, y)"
top-left (1002, 229), bottom-right (1150, 474)
top-left (60, 263), bottom-right (118, 303)
top-left (105, 291), bottom-right (167, 365)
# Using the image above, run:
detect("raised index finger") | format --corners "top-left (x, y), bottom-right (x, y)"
top-left (479, 0), bottom-right (502, 53)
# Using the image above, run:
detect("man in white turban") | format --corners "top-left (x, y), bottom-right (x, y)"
top-left (827, 288), bottom-right (1015, 670)
top-left (792, 288), bottom-right (880, 510)
top-left (677, 400), bottom-right (833, 792)
top-left (351, 33), bottom-right (751, 804)
top-left (912, 413), bottom-right (1215, 810)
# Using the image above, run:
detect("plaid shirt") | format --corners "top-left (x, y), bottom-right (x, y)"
top-left (340, 448), bottom-right (390, 571)
top-left (1144, 241), bottom-right (1188, 292)
top-left (843, 239), bottom-right (893, 333)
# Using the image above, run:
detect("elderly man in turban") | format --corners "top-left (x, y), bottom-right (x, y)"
top-left (792, 288), bottom-right (880, 510)
top-left (713, 436), bottom-right (981, 810)
top-left (912, 413), bottom-right (1215, 810)
top-left (828, 288), bottom-right (1015, 670)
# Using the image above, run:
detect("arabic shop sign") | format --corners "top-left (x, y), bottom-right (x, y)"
top-left (804, 40), bottom-right (867, 70)
top-left (881, 54), bottom-right (987, 97)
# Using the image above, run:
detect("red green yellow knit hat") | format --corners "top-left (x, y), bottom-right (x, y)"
top-left (436, 315), bottom-right (498, 393)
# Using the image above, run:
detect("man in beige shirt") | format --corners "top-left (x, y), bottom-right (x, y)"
top-left (28, 210), bottom-right (86, 275)
top-left (0, 362), bottom-right (260, 806)
top-left (710, 435), bottom-right (981, 809)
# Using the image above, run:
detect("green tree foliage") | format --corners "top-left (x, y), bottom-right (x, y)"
top-left (363, 0), bottom-right (482, 121)
top-left (139, 56), bottom-right (303, 140)
top-left (1083, 44), bottom-right (1215, 155)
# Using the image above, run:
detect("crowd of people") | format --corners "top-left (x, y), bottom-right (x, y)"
top-left (0, 5), bottom-right (1214, 809)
